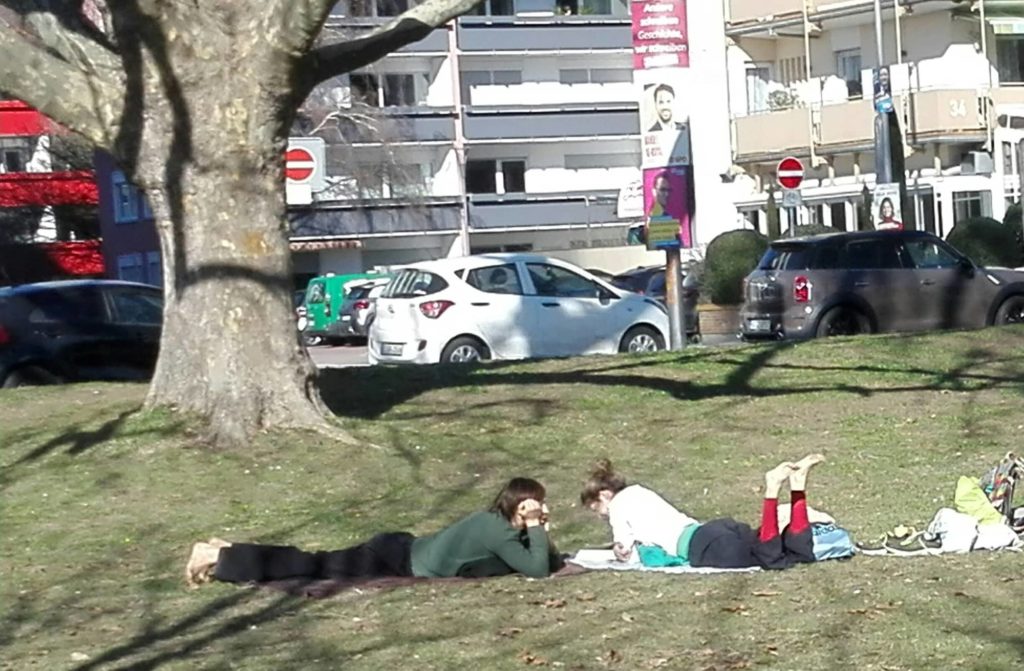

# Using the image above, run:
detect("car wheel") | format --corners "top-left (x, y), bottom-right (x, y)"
top-left (995, 295), bottom-right (1024, 326)
top-left (816, 306), bottom-right (870, 338)
top-left (2, 365), bottom-right (63, 388)
top-left (440, 336), bottom-right (487, 364)
top-left (619, 326), bottom-right (665, 354)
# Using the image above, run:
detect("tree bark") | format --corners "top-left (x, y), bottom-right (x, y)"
top-left (126, 36), bottom-right (336, 446)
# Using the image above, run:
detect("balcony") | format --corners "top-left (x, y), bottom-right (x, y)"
top-left (333, 108), bottom-right (456, 144)
top-left (468, 191), bottom-right (621, 230)
top-left (322, 17), bottom-right (449, 53)
top-left (733, 108), bottom-right (813, 160)
top-left (733, 88), bottom-right (998, 163)
top-left (457, 16), bottom-right (630, 52)
top-left (463, 104), bottom-right (638, 141)
top-left (728, 0), bottom-right (812, 26)
top-left (289, 198), bottom-right (463, 238)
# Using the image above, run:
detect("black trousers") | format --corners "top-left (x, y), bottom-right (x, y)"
top-left (687, 518), bottom-right (814, 571)
top-left (213, 532), bottom-right (416, 583)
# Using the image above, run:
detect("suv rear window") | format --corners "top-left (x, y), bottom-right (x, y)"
top-left (757, 246), bottom-right (814, 271)
top-left (383, 270), bottom-right (449, 298)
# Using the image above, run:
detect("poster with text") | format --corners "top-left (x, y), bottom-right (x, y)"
top-left (638, 70), bottom-right (691, 168)
top-left (631, 0), bottom-right (689, 70)
top-left (643, 166), bottom-right (693, 249)
top-left (872, 183), bottom-right (903, 231)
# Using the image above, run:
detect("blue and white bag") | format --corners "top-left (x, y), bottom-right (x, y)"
top-left (811, 522), bottom-right (855, 561)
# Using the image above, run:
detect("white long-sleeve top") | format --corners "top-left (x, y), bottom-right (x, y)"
top-left (607, 485), bottom-right (699, 554)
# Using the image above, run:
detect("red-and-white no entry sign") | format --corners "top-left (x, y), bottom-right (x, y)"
top-left (777, 156), bottom-right (804, 190)
top-left (285, 147), bottom-right (316, 183)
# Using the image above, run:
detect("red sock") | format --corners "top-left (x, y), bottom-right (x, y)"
top-left (758, 498), bottom-right (779, 542)
top-left (790, 491), bottom-right (809, 535)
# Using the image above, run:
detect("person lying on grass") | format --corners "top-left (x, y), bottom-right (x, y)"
top-left (186, 477), bottom-right (562, 587)
top-left (580, 454), bottom-right (827, 570)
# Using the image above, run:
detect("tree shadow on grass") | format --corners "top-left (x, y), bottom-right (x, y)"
top-left (318, 339), bottom-right (1024, 422)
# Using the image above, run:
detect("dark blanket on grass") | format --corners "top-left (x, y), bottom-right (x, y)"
top-left (258, 563), bottom-right (590, 599)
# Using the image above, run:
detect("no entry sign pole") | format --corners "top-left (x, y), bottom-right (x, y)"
top-left (777, 156), bottom-right (804, 236)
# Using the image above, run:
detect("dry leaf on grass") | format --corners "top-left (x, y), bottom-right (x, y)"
top-left (530, 598), bottom-right (567, 609)
top-left (644, 657), bottom-right (671, 668)
top-left (721, 604), bottom-right (749, 615)
top-left (497, 627), bottom-right (523, 638)
top-left (751, 590), bottom-right (781, 597)
top-left (598, 649), bottom-right (623, 665)
top-left (575, 592), bottom-right (597, 602)
top-left (621, 612), bottom-right (635, 623)
top-left (518, 650), bottom-right (549, 666)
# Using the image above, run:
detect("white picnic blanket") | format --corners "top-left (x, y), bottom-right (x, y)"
top-left (567, 549), bottom-right (761, 574)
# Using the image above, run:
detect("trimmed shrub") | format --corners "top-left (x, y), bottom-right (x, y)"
top-left (704, 229), bottom-right (769, 305)
top-left (1003, 203), bottom-right (1024, 264)
top-left (947, 217), bottom-right (1022, 268)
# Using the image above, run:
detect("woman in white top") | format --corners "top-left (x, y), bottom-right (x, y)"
top-left (580, 456), bottom-right (825, 570)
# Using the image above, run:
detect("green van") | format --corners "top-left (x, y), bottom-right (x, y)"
top-left (298, 272), bottom-right (385, 345)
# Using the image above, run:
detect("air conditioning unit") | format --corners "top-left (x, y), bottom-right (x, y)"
top-left (961, 150), bottom-right (994, 175)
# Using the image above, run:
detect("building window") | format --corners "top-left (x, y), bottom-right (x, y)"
top-left (953, 190), bottom-right (992, 222)
top-left (466, 159), bottom-right (526, 194)
top-left (382, 74), bottom-right (418, 107)
top-left (1004, 141), bottom-right (1015, 174)
top-left (745, 65), bottom-right (771, 114)
top-left (835, 48), bottom-right (862, 99)
top-left (348, 72), bottom-right (426, 108)
top-left (830, 202), bottom-right (848, 231)
top-left (741, 209), bottom-right (762, 233)
top-left (117, 253), bottom-right (145, 283)
top-left (997, 35), bottom-right (1024, 83)
top-left (112, 171), bottom-right (140, 223)
top-left (146, 251), bottom-right (162, 287)
top-left (348, 0), bottom-right (409, 17)
top-left (0, 138), bottom-right (30, 173)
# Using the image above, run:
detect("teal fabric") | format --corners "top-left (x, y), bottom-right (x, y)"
top-left (637, 543), bottom-right (689, 568)
top-left (676, 523), bottom-right (701, 561)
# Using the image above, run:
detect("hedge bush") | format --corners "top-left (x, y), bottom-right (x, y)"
top-left (947, 217), bottom-right (1022, 268)
top-left (704, 229), bottom-right (769, 305)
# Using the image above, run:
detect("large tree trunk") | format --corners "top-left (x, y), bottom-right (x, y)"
top-left (134, 56), bottom-right (333, 446)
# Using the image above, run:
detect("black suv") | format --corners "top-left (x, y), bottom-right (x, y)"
top-left (741, 230), bottom-right (1024, 340)
top-left (0, 280), bottom-right (163, 387)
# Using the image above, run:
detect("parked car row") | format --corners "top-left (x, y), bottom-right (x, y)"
top-left (609, 264), bottom-right (701, 340)
top-left (368, 254), bottom-right (671, 365)
top-left (295, 271), bottom-right (391, 346)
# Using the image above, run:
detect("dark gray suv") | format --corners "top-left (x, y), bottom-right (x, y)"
top-left (741, 230), bottom-right (1024, 340)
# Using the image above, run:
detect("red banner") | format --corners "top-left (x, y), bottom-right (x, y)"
top-left (631, 0), bottom-right (689, 70)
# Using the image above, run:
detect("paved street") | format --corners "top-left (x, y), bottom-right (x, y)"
top-left (307, 333), bottom-right (744, 369)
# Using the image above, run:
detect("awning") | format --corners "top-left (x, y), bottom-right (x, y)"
top-left (0, 172), bottom-right (99, 207)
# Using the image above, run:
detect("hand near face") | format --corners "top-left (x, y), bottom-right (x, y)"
top-left (518, 498), bottom-right (545, 527)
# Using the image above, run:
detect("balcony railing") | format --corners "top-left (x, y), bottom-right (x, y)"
top-left (733, 86), bottom-right (1002, 162)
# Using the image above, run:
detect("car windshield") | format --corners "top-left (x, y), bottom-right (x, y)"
top-left (383, 270), bottom-right (449, 298)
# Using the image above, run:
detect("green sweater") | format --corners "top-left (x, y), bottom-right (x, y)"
top-left (410, 511), bottom-right (552, 579)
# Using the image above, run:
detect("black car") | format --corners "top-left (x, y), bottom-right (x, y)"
top-left (0, 280), bottom-right (163, 387)
top-left (610, 265), bottom-right (701, 338)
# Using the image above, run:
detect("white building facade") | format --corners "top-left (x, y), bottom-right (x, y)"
top-left (290, 0), bottom-right (1024, 283)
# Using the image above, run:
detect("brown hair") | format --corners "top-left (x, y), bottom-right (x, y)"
top-left (490, 477), bottom-right (546, 521)
top-left (580, 458), bottom-right (628, 505)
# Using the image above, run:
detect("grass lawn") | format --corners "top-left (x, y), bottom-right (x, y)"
top-left (4, 329), bottom-right (1024, 670)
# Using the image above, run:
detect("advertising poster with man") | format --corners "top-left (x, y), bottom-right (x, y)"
top-left (872, 182), bottom-right (904, 230)
top-left (639, 73), bottom-right (691, 169)
top-left (643, 166), bottom-right (693, 249)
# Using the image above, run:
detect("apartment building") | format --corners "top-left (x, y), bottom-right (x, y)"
top-left (287, 0), bottom-right (735, 281)
top-left (724, 0), bottom-right (1024, 237)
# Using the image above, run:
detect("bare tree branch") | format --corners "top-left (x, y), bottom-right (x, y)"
top-left (304, 0), bottom-right (482, 87)
top-left (0, 18), bottom-right (122, 147)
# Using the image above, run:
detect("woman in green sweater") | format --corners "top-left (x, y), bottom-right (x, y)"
top-left (185, 478), bottom-right (559, 587)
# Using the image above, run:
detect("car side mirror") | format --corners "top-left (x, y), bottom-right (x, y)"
top-left (958, 256), bottom-right (975, 276)
top-left (598, 288), bottom-right (617, 304)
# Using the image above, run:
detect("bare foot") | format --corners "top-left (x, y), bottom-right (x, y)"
top-left (789, 453), bottom-right (826, 491)
top-left (764, 462), bottom-right (798, 499)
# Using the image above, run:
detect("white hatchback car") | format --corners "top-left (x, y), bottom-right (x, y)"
top-left (368, 254), bottom-right (670, 365)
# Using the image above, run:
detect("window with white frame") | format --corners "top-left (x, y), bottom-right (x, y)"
top-left (953, 191), bottom-right (992, 222)
top-left (112, 171), bottom-right (140, 223)
top-left (745, 65), bottom-right (771, 114)
top-left (835, 49), bottom-right (862, 98)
